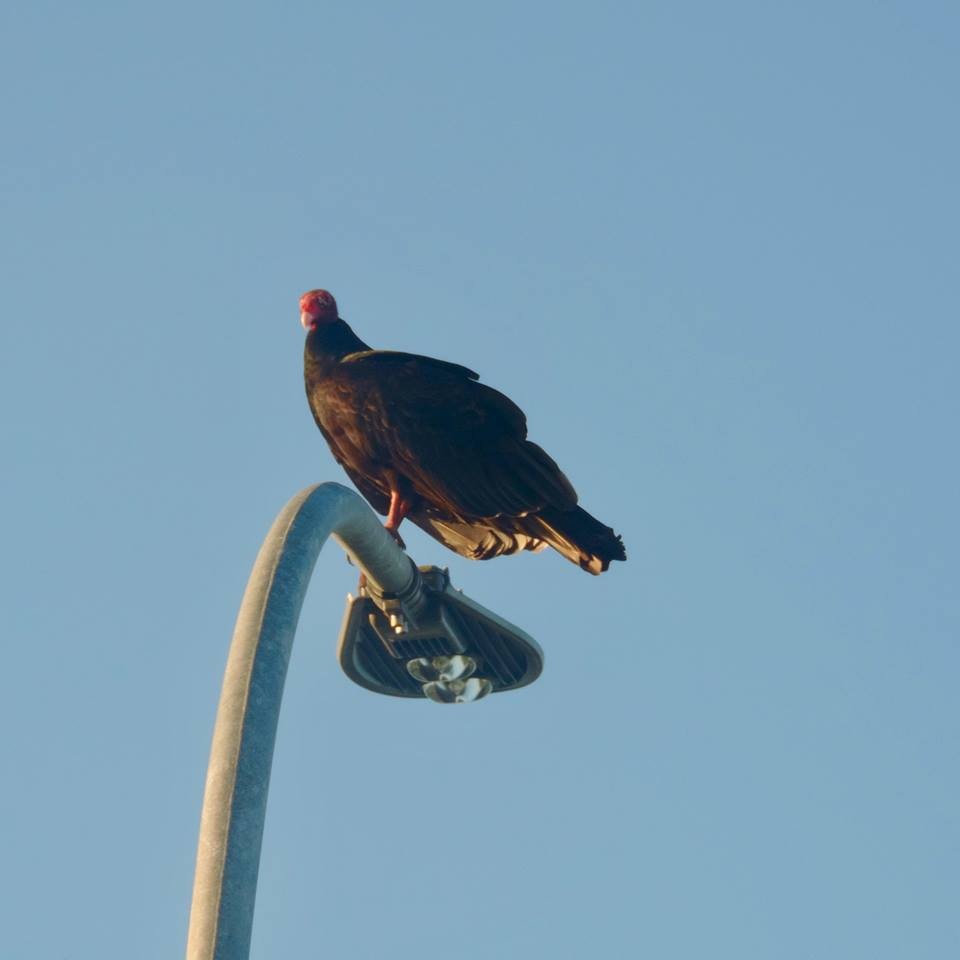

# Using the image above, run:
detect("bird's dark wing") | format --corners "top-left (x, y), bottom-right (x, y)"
top-left (337, 351), bottom-right (577, 520)
top-left (341, 350), bottom-right (480, 381)
top-left (412, 514), bottom-right (547, 559)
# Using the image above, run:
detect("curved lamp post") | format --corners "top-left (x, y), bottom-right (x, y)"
top-left (186, 483), bottom-right (416, 960)
top-left (186, 482), bottom-right (542, 959)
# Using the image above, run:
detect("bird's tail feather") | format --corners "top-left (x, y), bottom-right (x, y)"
top-left (525, 506), bottom-right (626, 575)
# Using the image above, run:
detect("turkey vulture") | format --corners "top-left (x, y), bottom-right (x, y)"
top-left (301, 289), bottom-right (626, 574)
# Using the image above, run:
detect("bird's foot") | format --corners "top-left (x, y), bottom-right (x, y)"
top-left (385, 524), bottom-right (406, 551)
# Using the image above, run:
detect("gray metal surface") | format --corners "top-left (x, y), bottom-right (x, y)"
top-left (337, 566), bottom-right (544, 699)
top-left (186, 482), bottom-right (413, 960)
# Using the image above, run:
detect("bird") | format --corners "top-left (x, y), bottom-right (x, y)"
top-left (301, 288), bottom-right (626, 574)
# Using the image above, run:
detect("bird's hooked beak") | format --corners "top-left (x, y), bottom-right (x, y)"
top-left (301, 310), bottom-right (318, 331)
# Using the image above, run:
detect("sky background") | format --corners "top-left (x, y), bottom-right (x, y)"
top-left (1, 1), bottom-right (958, 957)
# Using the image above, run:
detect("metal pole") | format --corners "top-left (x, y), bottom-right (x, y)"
top-left (186, 482), bottom-right (415, 960)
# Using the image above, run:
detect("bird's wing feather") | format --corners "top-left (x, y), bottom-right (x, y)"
top-left (341, 350), bottom-right (480, 381)
top-left (411, 514), bottom-right (547, 559)
top-left (337, 352), bottom-right (577, 519)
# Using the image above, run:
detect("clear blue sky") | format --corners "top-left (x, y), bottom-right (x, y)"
top-left (2, 2), bottom-right (957, 957)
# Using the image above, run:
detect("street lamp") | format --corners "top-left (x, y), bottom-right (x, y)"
top-left (186, 482), bottom-right (543, 960)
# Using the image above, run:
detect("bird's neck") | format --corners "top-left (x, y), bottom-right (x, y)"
top-left (304, 319), bottom-right (371, 377)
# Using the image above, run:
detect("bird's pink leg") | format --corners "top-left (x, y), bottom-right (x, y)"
top-left (385, 489), bottom-right (411, 549)
top-left (358, 489), bottom-right (411, 592)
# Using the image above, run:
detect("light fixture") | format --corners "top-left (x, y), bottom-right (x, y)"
top-left (337, 565), bottom-right (543, 702)
top-left (422, 677), bottom-right (493, 704)
top-left (406, 654), bottom-right (476, 683)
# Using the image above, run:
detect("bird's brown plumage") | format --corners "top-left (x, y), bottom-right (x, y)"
top-left (302, 294), bottom-right (625, 573)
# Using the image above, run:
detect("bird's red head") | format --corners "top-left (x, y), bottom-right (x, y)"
top-left (300, 289), bottom-right (339, 331)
